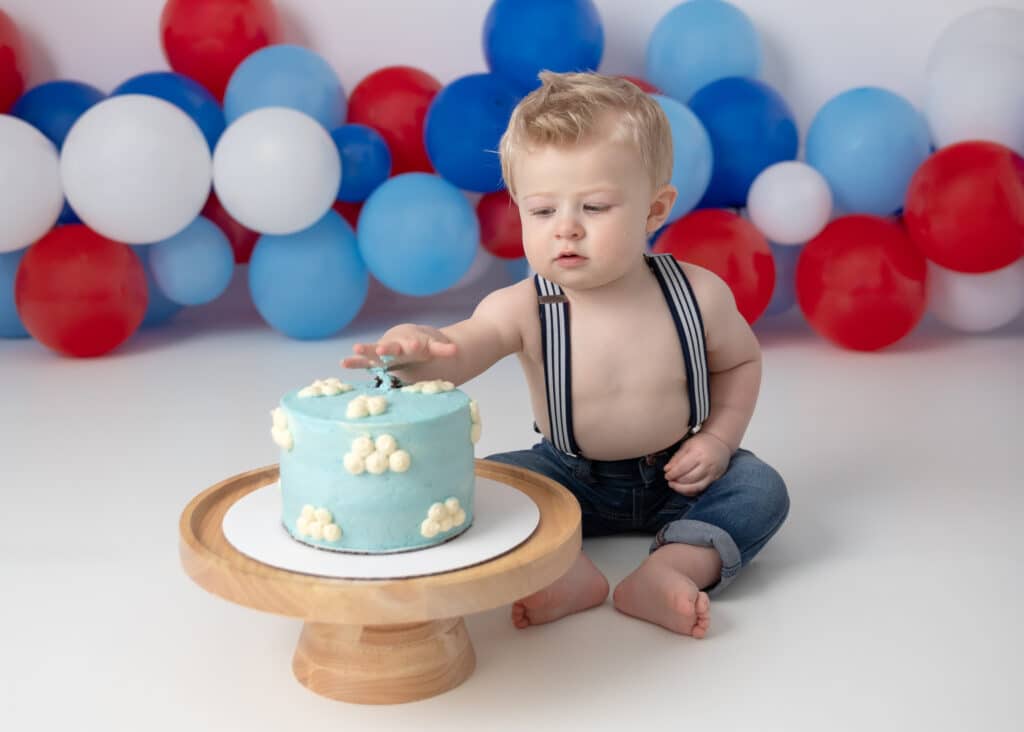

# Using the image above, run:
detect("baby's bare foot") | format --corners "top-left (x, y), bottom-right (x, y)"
top-left (511, 552), bottom-right (609, 629)
top-left (612, 560), bottom-right (711, 638)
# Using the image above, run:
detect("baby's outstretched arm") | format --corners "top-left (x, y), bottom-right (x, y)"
top-left (340, 285), bottom-right (524, 386)
top-left (665, 267), bottom-right (762, 495)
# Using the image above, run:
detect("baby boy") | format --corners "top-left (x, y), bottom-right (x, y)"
top-left (343, 72), bottom-right (789, 637)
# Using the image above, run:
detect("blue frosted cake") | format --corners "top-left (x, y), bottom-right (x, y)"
top-left (270, 374), bottom-right (481, 553)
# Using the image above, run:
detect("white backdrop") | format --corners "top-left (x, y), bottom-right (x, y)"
top-left (2, 0), bottom-right (1005, 134)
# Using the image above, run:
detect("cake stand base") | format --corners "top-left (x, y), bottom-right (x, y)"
top-left (292, 618), bottom-right (475, 704)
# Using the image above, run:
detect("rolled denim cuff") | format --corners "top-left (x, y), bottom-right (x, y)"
top-left (650, 519), bottom-right (742, 597)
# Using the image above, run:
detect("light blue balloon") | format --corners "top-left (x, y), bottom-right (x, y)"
top-left (1, 249), bottom-right (29, 338)
top-left (130, 245), bottom-right (183, 328)
top-left (358, 174), bottom-right (479, 296)
top-left (646, 0), bottom-right (762, 104)
top-left (224, 44), bottom-right (346, 130)
top-left (764, 241), bottom-right (802, 317)
top-left (249, 211), bottom-right (368, 339)
top-left (653, 95), bottom-right (714, 222)
top-left (806, 87), bottom-right (932, 216)
top-left (148, 217), bottom-right (234, 306)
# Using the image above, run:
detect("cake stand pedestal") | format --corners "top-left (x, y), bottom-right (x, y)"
top-left (179, 461), bottom-right (581, 705)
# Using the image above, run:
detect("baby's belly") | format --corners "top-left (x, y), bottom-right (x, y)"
top-left (570, 389), bottom-right (693, 460)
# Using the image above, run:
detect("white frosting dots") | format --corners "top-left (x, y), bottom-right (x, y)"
top-left (469, 399), bottom-right (482, 444)
top-left (270, 408), bottom-right (294, 451)
top-left (344, 434), bottom-right (411, 475)
top-left (402, 380), bottom-right (455, 394)
top-left (298, 378), bottom-right (353, 398)
top-left (420, 497), bottom-right (467, 538)
top-left (296, 504), bottom-right (342, 542)
top-left (346, 394), bottom-right (389, 419)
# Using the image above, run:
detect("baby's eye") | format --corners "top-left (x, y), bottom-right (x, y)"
top-left (530, 208), bottom-right (555, 217)
top-left (583, 204), bottom-right (610, 213)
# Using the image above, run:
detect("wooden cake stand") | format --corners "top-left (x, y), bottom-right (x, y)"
top-left (179, 460), bottom-right (581, 705)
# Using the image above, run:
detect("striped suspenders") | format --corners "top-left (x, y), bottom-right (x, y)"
top-left (534, 253), bottom-right (710, 458)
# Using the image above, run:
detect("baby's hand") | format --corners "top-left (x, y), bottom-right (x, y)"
top-left (664, 432), bottom-right (732, 496)
top-left (340, 325), bottom-right (457, 371)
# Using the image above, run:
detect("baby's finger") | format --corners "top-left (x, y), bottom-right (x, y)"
top-left (375, 341), bottom-right (404, 357)
top-left (665, 455), bottom-right (700, 481)
top-left (428, 340), bottom-right (457, 358)
top-left (670, 478), bottom-right (707, 496)
top-left (340, 356), bottom-right (372, 369)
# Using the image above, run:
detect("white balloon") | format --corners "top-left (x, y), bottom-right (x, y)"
top-left (60, 95), bottom-right (212, 244)
top-left (212, 107), bottom-right (341, 235)
top-left (746, 162), bottom-right (833, 245)
top-left (927, 7), bottom-right (1024, 72)
top-left (0, 116), bottom-right (63, 253)
top-left (924, 50), bottom-right (1024, 155)
top-left (927, 259), bottom-right (1024, 332)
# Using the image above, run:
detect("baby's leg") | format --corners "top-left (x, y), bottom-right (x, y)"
top-left (511, 550), bottom-right (609, 629)
top-left (612, 544), bottom-right (716, 637)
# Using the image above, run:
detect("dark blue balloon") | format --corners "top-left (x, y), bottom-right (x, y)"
top-left (10, 80), bottom-right (105, 149)
top-left (0, 249), bottom-right (29, 339)
top-left (130, 245), bottom-right (183, 329)
top-left (484, 0), bottom-right (604, 93)
top-left (764, 241), bottom-right (802, 317)
top-left (112, 71), bottom-right (226, 152)
top-left (331, 124), bottom-right (393, 203)
top-left (689, 77), bottom-right (798, 209)
top-left (424, 73), bottom-right (521, 193)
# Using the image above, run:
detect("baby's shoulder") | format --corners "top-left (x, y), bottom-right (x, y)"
top-left (473, 277), bottom-right (537, 328)
top-left (678, 261), bottom-right (734, 314)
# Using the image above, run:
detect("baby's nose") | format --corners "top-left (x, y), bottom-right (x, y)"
top-left (555, 217), bottom-right (584, 240)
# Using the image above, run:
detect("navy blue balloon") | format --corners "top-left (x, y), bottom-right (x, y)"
top-left (483, 0), bottom-right (604, 92)
top-left (249, 211), bottom-right (368, 340)
top-left (331, 124), bottom-right (393, 203)
top-left (424, 73), bottom-right (521, 193)
top-left (11, 80), bottom-right (105, 148)
top-left (111, 71), bottom-right (226, 152)
top-left (763, 241), bottom-right (802, 317)
top-left (358, 174), bottom-right (479, 296)
top-left (689, 77), bottom-right (798, 209)
top-left (12, 81), bottom-right (104, 229)
top-left (130, 245), bottom-right (183, 329)
top-left (1, 249), bottom-right (29, 338)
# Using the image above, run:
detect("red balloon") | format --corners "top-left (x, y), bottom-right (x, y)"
top-left (619, 75), bottom-right (660, 95)
top-left (0, 9), bottom-right (29, 113)
top-left (347, 66), bottom-right (441, 175)
top-left (904, 141), bottom-right (1024, 273)
top-left (332, 200), bottom-right (363, 230)
top-left (796, 215), bottom-right (927, 351)
top-left (160, 0), bottom-right (280, 101)
top-left (476, 190), bottom-right (523, 259)
top-left (652, 209), bottom-right (775, 324)
top-left (203, 192), bottom-right (258, 264)
top-left (15, 226), bottom-right (148, 357)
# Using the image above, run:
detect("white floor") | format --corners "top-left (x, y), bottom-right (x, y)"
top-left (2, 266), bottom-right (1021, 731)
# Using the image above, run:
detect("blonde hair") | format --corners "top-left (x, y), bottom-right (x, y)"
top-left (499, 71), bottom-right (673, 197)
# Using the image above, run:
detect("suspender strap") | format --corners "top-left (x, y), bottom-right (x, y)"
top-left (534, 275), bottom-right (581, 457)
top-left (645, 254), bottom-right (711, 431)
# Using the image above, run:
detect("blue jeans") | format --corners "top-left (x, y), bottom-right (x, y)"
top-left (486, 438), bottom-right (789, 595)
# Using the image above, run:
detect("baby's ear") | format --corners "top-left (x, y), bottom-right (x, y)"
top-left (647, 184), bottom-right (678, 232)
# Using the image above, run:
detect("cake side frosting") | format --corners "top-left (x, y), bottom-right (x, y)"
top-left (273, 377), bottom-right (480, 553)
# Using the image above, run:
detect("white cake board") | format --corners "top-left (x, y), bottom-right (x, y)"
top-left (222, 477), bottom-right (541, 580)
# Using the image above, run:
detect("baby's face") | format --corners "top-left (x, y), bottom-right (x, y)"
top-left (513, 133), bottom-right (666, 291)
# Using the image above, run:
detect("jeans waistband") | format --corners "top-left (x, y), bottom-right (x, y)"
top-left (558, 434), bottom-right (689, 469)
